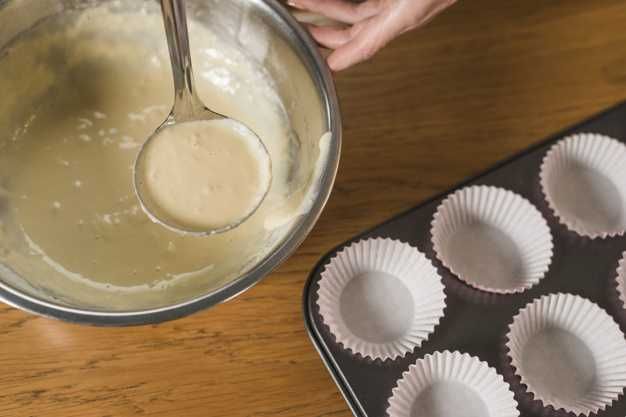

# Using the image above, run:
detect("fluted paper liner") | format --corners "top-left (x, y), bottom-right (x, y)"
top-left (505, 293), bottom-right (626, 416)
top-left (431, 186), bottom-right (553, 293)
top-left (540, 133), bottom-right (626, 238)
top-left (611, 253), bottom-right (626, 332)
top-left (616, 253), bottom-right (626, 308)
top-left (317, 238), bottom-right (445, 360)
top-left (387, 351), bottom-right (519, 417)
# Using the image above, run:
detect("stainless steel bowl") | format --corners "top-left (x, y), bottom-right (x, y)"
top-left (0, 0), bottom-right (341, 325)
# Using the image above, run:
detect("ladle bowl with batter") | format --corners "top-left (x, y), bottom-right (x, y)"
top-left (134, 0), bottom-right (272, 236)
top-left (0, 0), bottom-right (341, 325)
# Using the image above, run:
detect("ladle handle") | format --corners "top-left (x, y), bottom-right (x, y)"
top-left (160, 0), bottom-right (204, 118)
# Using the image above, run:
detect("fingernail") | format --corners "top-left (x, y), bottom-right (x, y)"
top-left (287, 0), bottom-right (303, 9)
top-left (327, 59), bottom-right (339, 72)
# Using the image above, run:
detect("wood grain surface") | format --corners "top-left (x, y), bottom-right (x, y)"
top-left (2, 0), bottom-right (626, 416)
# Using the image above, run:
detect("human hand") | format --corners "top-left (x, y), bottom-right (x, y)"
top-left (288, 0), bottom-right (457, 71)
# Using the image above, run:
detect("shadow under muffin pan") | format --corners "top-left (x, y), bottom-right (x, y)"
top-left (303, 101), bottom-right (626, 417)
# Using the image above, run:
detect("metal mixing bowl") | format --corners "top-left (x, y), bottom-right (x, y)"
top-left (0, 0), bottom-right (341, 325)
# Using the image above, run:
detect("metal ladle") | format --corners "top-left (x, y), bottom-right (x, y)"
top-left (133, 0), bottom-right (271, 236)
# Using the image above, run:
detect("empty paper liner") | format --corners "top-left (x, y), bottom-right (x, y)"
top-left (505, 293), bottom-right (626, 416)
top-left (540, 133), bottom-right (626, 238)
top-left (316, 238), bottom-right (446, 360)
top-left (431, 185), bottom-right (553, 293)
top-left (611, 252), bottom-right (626, 330)
top-left (387, 351), bottom-right (519, 417)
top-left (616, 252), bottom-right (626, 308)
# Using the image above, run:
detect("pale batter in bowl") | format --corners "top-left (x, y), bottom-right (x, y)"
top-left (0, 0), bottom-right (332, 312)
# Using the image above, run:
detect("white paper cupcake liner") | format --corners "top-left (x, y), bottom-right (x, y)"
top-left (431, 185), bottom-right (553, 294)
top-left (316, 238), bottom-right (446, 360)
top-left (616, 252), bottom-right (626, 308)
top-left (540, 133), bottom-right (626, 239)
top-left (387, 351), bottom-right (519, 417)
top-left (612, 252), bottom-right (626, 332)
top-left (505, 293), bottom-right (626, 416)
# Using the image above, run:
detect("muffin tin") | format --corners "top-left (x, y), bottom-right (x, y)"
top-left (303, 101), bottom-right (626, 417)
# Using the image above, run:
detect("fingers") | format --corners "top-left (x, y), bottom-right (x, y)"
top-left (306, 24), bottom-right (355, 50)
top-left (327, 18), bottom-right (395, 71)
top-left (399, 0), bottom-right (457, 33)
top-left (288, 0), bottom-right (380, 24)
top-left (327, 40), bottom-right (374, 72)
top-left (324, 0), bottom-right (451, 71)
top-left (300, 0), bottom-right (458, 71)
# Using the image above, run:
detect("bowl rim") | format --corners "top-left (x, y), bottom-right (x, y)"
top-left (0, 0), bottom-right (342, 325)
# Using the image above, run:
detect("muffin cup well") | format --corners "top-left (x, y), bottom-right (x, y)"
top-left (540, 133), bottom-right (626, 239)
top-left (316, 238), bottom-right (446, 360)
top-left (431, 185), bottom-right (553, 294)
top-left (387, 351), bottom-right (519, 417)
top-left (505, 293), bottom-right (626, 416)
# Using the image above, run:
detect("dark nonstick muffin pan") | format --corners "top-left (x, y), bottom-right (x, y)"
top-left (304, 101), bottom-right (626, 417)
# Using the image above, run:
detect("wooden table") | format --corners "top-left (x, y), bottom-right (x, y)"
top-left (2, 0), bottom-right (626, 415)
